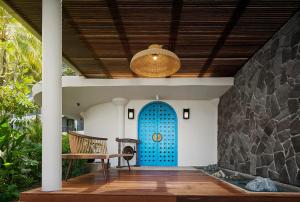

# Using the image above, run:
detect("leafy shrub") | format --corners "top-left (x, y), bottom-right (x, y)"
top-left (25, 118), bottom-right (42, 144)
top-left (0, 117), bottom-right (41, 201)
top-left (0, 184), bottom-right (18, 202)
top-left (0, 85), bottom-right (38, 119)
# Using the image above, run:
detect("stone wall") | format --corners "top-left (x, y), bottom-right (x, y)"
top-left (218, 11), bottom-right (300, 186)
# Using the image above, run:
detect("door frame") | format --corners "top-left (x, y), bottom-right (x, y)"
top-left (137, 101), bottom-right (178, 166)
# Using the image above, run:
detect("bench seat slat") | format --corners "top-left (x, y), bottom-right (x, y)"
top-left (62, 153), bottom-right (133, 160)
top-left (108, 154), bottom-right (133, 158)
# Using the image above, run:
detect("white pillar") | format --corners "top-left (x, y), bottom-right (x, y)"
top-left (42, 0), bottom-right (62, 191)
top-left (112, 98), bottom-right (128, 138)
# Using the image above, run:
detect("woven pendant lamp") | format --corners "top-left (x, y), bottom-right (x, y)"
top-left (130, 44), bottom-right (181, 77)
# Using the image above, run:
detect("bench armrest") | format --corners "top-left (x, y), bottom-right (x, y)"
top-left (115, 138), bottom-right (139, 143)
top-left (68, 131), bottom-right (108, 141)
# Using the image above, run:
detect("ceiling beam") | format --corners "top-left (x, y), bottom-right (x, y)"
top-left (105, 0), bottom-right (137, 77)
top-left (168, 0), bottom-right (183, 52)
top-left (198, 0), bottom-right (249, 77)
top-left (106, 0), bottom-right (132, 60)
top-left (62, 4), bottom-right (112, 78)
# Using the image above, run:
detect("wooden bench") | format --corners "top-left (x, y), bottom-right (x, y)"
top-left (62, 131), bottom-right (133, 181)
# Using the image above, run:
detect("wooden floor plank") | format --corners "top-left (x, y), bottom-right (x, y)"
top-left (20, 169), bottom-right (300, 202)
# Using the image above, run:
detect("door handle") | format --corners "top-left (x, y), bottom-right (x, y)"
top-left (157, 133), bottom-right (162, 142)
top-left (152, 133), bottom-right (163, 142)
top-left (152, 133), bottom-right (157, 142)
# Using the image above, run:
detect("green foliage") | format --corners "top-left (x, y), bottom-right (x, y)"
top-left (0, 5), bottom-right (40, 119)
top-left (0, 117), bottom-right (41, 202)
top-left (0, 7), bottom-right (42, 202)
top-left (0, 7), bottom-right (41, 86)
top-left (25, 117), bottom-right (42, 143)
top-left (62, 63), bottom-right (76, 76)
top-left (0, 184), bottom-right (19, 202)
top-left (0, 84), bottom-right (38, 118)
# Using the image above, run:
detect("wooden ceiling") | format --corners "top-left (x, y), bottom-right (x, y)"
top-left (3, 0), bottom-right (300, 78)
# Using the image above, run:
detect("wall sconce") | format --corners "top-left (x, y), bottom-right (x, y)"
top-left (183, 108), bottom-right (190, 119)
top-left (128, 108), bottom-right (135, 119)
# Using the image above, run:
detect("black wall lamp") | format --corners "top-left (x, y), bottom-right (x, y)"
top-left (128, 108), bottom-right (135, 119)
top-left (183, 108), bottom-right (190, 119)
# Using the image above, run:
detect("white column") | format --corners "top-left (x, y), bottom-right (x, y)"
top-left (112, 98), bottom-right (128, 138)
top-left (42, 0), bottom-right (62, 191)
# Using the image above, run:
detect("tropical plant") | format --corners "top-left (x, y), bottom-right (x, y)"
top-left (25, 117), bottom-right (42, 143)
top-left (0, 84), bottom-right (38, 119)
top-left (62, 63), bottom-right (76, 76)
top-left (0, 6), bottom-right (42, 201)
top-left (0, 7), bottom-right (41, 87)
top-left (0, 117), bottom-right (41, 201)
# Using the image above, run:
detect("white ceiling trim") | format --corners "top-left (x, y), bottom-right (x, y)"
top-left (33, 76), bottom-right (233, 119)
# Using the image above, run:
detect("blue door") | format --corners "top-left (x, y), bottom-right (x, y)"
top-left (138, 101), bottom-right (178, 166)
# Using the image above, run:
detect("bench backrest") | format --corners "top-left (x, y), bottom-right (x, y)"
top-left (68, 131), bottom-right (108, 154)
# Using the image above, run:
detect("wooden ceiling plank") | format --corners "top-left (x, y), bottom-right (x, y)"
top-left (3, 0), bottom-right (300, 78)
top-left (168, 0), bottom-right (183, 52)
top-left (105, 0), bottom-right (137, 77)
top-left (198, 0), bottom-right (250, 77)
top-left (62, 3), bottom-right (112, 78)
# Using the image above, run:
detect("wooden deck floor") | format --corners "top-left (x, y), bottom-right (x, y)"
top-left (20, 169), bottom-right (300, 202)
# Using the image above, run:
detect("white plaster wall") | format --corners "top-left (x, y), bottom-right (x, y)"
top-left (83, 102), bottom-right (119, 166)
top-left (84, 99), bottom-right (218, 167)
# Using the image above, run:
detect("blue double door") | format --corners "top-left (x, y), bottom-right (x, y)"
top-left (138, 101), bottom-right (178, 166)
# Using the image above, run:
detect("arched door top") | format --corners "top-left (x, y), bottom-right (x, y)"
top-left (138, 101), bottom-right (177, 119)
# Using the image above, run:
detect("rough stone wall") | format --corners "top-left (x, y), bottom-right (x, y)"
top-left (218, 11), bottom-right (300, 186)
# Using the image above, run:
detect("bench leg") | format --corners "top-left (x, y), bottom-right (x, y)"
top-left (101, 159), bottom-right (107, 181)
top-left (126, 160), bottom-right (131, 171)
top-left (65, 159), bottom-right (73, 181)
top-left (107, 159), bottom-right (110, 180)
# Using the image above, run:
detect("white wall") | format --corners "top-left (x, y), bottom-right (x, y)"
top-left (83, 102), bottom-right (119, 166)
top-left (83, 99), bottom-right (219, 167)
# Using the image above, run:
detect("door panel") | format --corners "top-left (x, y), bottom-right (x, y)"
top-left (157, 102), bottom-right (177, 166)
top-left (138, 102), bottom-right (159, 166)
top-left (138, 101), bottom-right (178, 166)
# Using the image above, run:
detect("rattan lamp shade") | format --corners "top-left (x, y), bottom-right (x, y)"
top-left (130, 44), bottom-right (181, 77)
